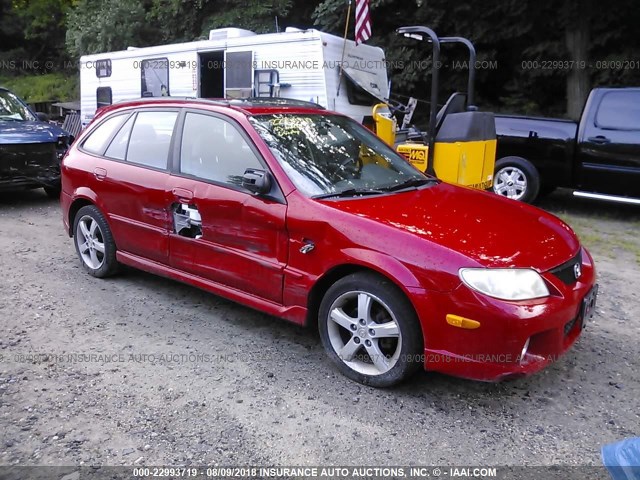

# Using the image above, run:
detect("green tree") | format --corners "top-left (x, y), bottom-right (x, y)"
top-left (0, 0), bottom-right (26, 70)
top-left (146, 0), bottom-right (300, 43)
top-left (1, 0), bottom-right (70, 73)
top-left (13, 0), bottom-right (72, 48)
top-left (313, 0), bottom-right (530, 118)
top-left (65, 0), bottom-right (157, 57)
top-left (313, 0), bottom-right (639, 118)
top-left (199, 0), bottom-right (294, 35)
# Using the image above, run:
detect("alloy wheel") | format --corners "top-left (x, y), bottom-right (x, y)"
top-left (326, 291), bottom-right (402, 376)
top-left (75, 215), bottom-right (106, 270)
top-left (493, 166), bottom-right (528, 200)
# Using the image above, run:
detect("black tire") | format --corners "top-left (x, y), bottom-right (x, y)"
top-left (493, 156), bottom-right (540, 203)
top-left (318, 272), bottom-right (423, 387)
top-left (43, 185), bottom-right (61, 199)
top-left (72, 205), bottom-right (119, 278)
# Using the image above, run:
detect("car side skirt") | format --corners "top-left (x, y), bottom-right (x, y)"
top-left (116, 251), bottom-right (307, 325)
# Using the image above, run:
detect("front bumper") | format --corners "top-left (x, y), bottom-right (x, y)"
top-left (0, 170), bottom-right (60, 191)
top-left (411, 247), bottom-right (597, 381)
top-left (0, 141), bottom-right (65, 191)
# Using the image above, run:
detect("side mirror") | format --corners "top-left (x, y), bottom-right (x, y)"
top-left (242, 168), bottom-right (271, 195)
top-left (36, 112), bottom-right (49, 122)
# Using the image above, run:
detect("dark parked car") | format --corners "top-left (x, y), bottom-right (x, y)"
top-left (61, 98), bottom-right (597, 387)
top-left (0, 87), bottom-right (72, 197)
top-left (493, 87), bottom-right (640, 204)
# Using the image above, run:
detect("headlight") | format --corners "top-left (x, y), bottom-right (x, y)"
top-left (459, 268), bottom-right (550, 301)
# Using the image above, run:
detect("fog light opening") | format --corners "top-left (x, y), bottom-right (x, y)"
top-left (519, 338), bottom-right (530, 364)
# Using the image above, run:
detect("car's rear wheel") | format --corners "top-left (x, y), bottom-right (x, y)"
top-left (493, 156), bottom-right (540, 203)
top-left (73, 205), bottom-right (118, 278)
top-left (318, 272), bottom-right (423, 387)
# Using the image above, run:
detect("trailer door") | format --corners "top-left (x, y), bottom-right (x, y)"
top-left (199, 51), bottom-right (225, 98)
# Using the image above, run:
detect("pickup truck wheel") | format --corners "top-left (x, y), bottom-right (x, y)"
top-left (493, 156), bottom-right (540, 203)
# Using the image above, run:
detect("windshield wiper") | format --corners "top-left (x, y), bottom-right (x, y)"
top-left (312, 188), bottom-right (386, 199)
top-left (381, 177), bottom-right (436, 192)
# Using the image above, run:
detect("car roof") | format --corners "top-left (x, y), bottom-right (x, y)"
top-left (100, 97), bottom-right (328, 118)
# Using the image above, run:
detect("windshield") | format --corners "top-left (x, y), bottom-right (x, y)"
top-left (249, 113), bottom-right (432, 198)
top-left (0, 90), bottom-right (36, 121)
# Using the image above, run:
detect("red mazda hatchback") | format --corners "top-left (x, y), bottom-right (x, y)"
top-left (61, 98), bottom-right (597, 387)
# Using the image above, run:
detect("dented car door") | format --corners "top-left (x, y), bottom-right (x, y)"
top-left (167, 111), bottom-right (288, 304)
top-left (96, 110), bottom-right (177, 264)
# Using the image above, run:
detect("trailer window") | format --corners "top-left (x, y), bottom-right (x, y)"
top-left (141, 58), bottom-right (170, 97)
top-left (596, 91), bottom-right (640, 130)
top-left (346, 80), bottom-right (378, 106)
top-left (95, 59), bottom-right (112, 78)
top-left (97, 87), bottom-right (112, 109)
top-left (225, 51), bottom-right (253, 99)
top-left (343, 68), bottom-right (385, 107)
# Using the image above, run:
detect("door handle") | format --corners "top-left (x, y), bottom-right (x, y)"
top-left (587, 135), bottom-right (610, 145)
top-left (93, 167), bottom-right (107, 180)
top-left (172, 187), bottom-right (194, 203)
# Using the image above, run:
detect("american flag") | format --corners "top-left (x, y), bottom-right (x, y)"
top-left (355, 0), bottom-right (372, 45)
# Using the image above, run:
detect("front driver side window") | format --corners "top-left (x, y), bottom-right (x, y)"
top-left (180, 113), bottom-right (262, 187)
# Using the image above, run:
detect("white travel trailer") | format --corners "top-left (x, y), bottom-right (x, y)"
top-left (79, 27), bottom-right (390, 126)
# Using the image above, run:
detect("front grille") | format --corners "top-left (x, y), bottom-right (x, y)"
top-left (550, 250), bottom-right (583, 285)
top-left (0, 142), bottom-right (57, 170)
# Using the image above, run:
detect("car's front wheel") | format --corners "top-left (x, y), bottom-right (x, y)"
top-left (73, 205), bottom-right (118, 278)
top-left (318, 272), bottom-right (423, 387)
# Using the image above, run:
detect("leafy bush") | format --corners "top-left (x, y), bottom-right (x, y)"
top-left (0, 72), bottom-right (78, 102)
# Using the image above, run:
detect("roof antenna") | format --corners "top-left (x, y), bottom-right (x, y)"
top-left (275, 16), bottom-right (280, 33)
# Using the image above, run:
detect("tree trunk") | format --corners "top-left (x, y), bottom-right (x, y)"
top-left (565, 6), bottom-right (591, 120)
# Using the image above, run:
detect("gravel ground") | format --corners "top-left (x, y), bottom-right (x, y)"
top-left (0, 188), bottom-right (638, 469)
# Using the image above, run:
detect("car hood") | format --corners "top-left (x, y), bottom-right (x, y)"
top-left (0, 120), bottom-right (69, 144)
top-left (321, 182), bottom-right (580, 272)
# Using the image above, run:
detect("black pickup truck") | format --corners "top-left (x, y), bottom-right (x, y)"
top-left (492, 87), bottom-right (640, 204)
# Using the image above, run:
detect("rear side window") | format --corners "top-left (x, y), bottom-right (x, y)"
top-left (596, 91), bottom-right (640, 130)
top-left (82, 114), bottom-right (128, 155)
top-left (126, 111), bottom-right (178, 169)
top-left (105, 115), bottom-right (135, 160)
top-left (179, 112), bottom-right (262, 186)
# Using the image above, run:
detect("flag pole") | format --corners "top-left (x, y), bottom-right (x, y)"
top-left (336, 0), bottom-right (352, 96)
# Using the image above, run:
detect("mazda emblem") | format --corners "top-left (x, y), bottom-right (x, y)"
top-left (573, 263), bottom-right (581, 279)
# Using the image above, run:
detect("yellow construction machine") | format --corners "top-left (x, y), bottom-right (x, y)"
top-left (374, 26), bottom-right (496, 190)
